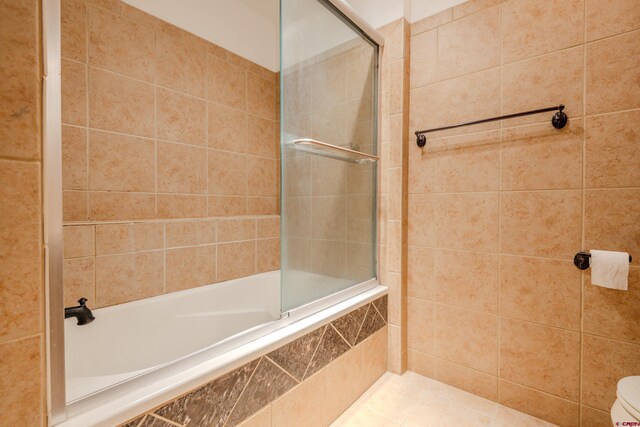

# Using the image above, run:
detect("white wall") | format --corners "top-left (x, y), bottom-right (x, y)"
top-left (343, 0), bottom-right (405, 29)
top-left (409, 0), bottom-right (467, 22)
top-left (345, 0), bottom-right (468, 26)
top-left (123, 0), bottom-right (280, 71)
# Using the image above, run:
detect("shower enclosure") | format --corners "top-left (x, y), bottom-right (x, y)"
top-left (47, 0), bottom-right (382, 423)
top-left (280, 0), bottom-right (379, 311)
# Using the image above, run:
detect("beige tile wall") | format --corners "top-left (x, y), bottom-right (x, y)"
top-left (61, 0), bottom-right (280, 307)
top-left (0, 0), bottom-right (46, 425)
top-left (377, 19), bottom-right (410, 374)
top-left (63, 217), bottom-right (280, 307)
top-left (407, 0), bottom-right (640, 425)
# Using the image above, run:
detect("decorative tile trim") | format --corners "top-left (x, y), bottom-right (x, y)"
top-left (119, 295), bottom-right (388, 427)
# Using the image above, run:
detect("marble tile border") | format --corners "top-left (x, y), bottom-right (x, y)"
top-left (119, 295), bottom-right (388, 427)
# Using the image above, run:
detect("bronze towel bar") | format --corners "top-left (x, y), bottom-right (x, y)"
top-left (414, 104), bottom-right (568, 147)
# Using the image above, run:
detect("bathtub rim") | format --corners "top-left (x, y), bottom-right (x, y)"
top-left (58, 279), bottom-right (386, 427)
top-left (64, 270), bottom-right (281, 403)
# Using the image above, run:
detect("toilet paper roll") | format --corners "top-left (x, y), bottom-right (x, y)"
top-left (590, 250), bottom-right (629, 291)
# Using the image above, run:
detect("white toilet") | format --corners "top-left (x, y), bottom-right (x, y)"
top-left (611, 376), bottom-right (640, 425)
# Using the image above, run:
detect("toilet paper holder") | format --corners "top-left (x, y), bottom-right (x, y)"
top-left (573, 251), bottom-right (633, 270)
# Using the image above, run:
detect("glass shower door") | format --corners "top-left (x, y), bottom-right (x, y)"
top-left (280, 0), bottom-right (379, 311)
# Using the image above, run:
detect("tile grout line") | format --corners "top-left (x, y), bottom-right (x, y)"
top-left (330, 318), bottom-right (355, 349)
top-left (264, 355), bottom-right (301, 384)
top-left (408, 297), bottom-right (583, 333)
top-left (148, 413), bottom-right (183, 427)
top-left (402, 245), bottom-right (589, 263)
top-left (133, 414), bottom-right (147, 427)
top-left (221, 358), bottom-right (262, 427)
top-left (162, 221), bottom-right (166, 294)
top-left (579, 1), bottom-right (588, 418)
top-left (85, 3), bottom-right (96, 303)
top-left (62, 122), bottom-right (280, 161)
top-left (301, 325), bottom-right (328, 381)
top-left (430, 19), bottom-right (439, 370)
top-left (0, 332), bottom-right (46, 349)
top-left (407, 346), bottom-right (499, 379)
top-left (499, 377), bottom-right (581, 406)
top-left (352, 304), bottom-right (371, 347)
top-left (497, 0), bottom-right (504, 405)
top-left (205, 43), bottom-right (211, 213)
top-left (83, 3), bottom-right (91, 219)
top-left (371, 298), bottom-right (385, 323)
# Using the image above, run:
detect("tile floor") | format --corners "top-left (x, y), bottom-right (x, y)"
top-left (331, 372), bottom-right (557, 427)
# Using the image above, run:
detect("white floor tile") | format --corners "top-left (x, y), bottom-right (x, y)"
top-left (332, 371), bottom-right (559, 427)
top-left (331, 407), bottom-right (401, 427)
top-left (404, 394), bottom-right (493, 427)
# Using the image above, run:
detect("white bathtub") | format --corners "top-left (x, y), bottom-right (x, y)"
top-left (61, 270), bottom-right (385, 427)
top-left (65, 271), bottom-right (281, 403)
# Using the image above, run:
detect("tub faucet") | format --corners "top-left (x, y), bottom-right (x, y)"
top-left (65, 298), bottom-right (95, 325)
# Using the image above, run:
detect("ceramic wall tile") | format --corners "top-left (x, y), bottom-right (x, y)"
top-left (166, 245), bottom-right (216, 292)
top-left (502, 47), bottom-right (583, 123)
top-left (157, 142), bottom-right (207, 194)
top-left (501, 120), bottom-right (583, 191)
top-left (61, 0), bottom-right (86, 62)
top-left (499, 256), bottom-right (581, 330)
top-left (0, 337), bottom-right (43, 426)
top-left (95, 251), bottom-right (163, 306)
top-left (499, 318), bottom-right (580, 401)
top-left (585, 110), bottom-right (640, 188)
top-left (435, 193), bottom-right (499, 253)
top-left (156, 25), bottom-right (206, 98)
top-left (208, 104), bottom-right (247, 153)
top-left (410, 29), bottom-right (437, 89)
top-left (207, 54), bottom-right (246, 110)
top-left (498, 380), bottom-right (579, 427)
top-left (0, 160), bottom-right (42, 342)
top-left (89, 130), bottom-right (155, 193)
top-left (584, 267), bottom-right (640, 345)
top-left (62, 125), bottom-right (88, 190)
top-left (437, 6), bottom-right (500, 80)
top-left (87, 5), bottom-right (155, 82)
top-left (433, 358), bottom-right (498, 401)
top-left (502, 0), bottom-right (583, 63)
top-left (63, 225), bottom-right (95, 258)
top-left (63, 257), bottom-right (95, 307)
top-left (585, 0), bottom-right (640, 41)
top-left (582, 335), bottom-right (640, 411)
top-left (434, 304), bottom-right (498, 375)
top-left (500, 190), bottom-right (581, 259)
top-left (88, 67), bottom-right (154, 137)
top-left (452, 0), bottom-right (500, 19)
top-left (157, 194), bottom-right (207, 219)
top-left (434, 249), bottom-right (498, 314)
top-left (584, 189), bottom-right (640, 267)
top-left (156, 88), bottom-right (206, 146)
top-left (257, 238), bottom-right (280, 273)
top-left (217, 241), bottom-right (255, 282)
top-left (61, 59), bottom-right (87, 126)
top-left (0, 0), bottom-right (41, 159)
top-left (586, 31), bottom-right (640, 115)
